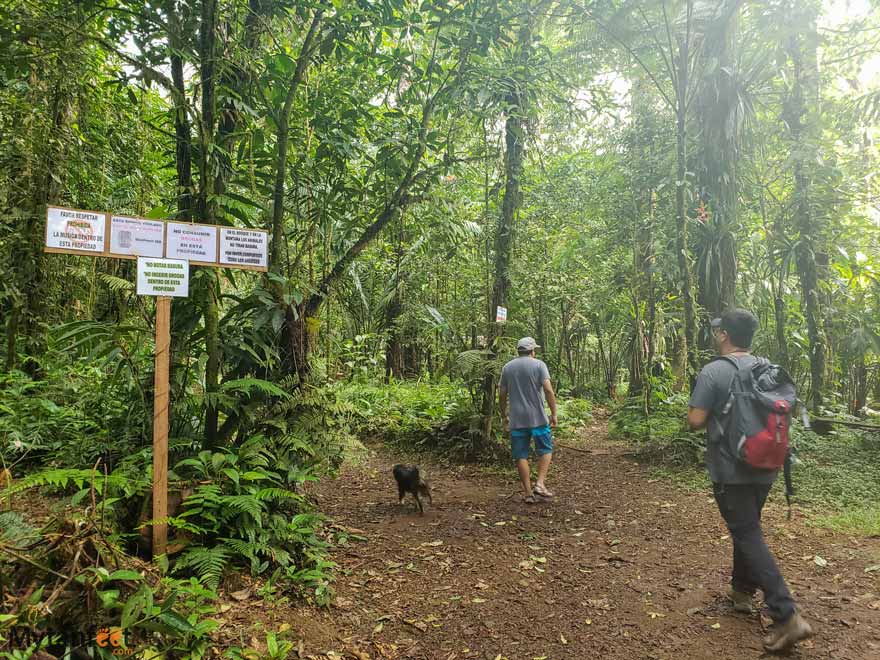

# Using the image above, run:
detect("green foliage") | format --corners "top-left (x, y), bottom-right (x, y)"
top-left (335, 378), bottom-right (482, 457)
top-left (0, 516), bottom-right (218, 659)
top-left (171, 437), bottom-right (334, 602)
top-left (0, 365), bottom-right (145, 470)
top-left (790, 428), bottom-right (880, 511)
top-left (0, 512), bottom-right (39, 548)
top-left (225, 631), bottom-right (295, 660)
top-left (609, 395), bottom-right (707, 467)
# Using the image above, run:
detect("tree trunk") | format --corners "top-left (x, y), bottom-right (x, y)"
top-left (694, 0), bottom-right (742, 331)
top-left (267, 11), bottom-right (323, 375)
top-left (166, 0), bottom-right (193, 220)
top-left (674, 5), bottom-right (699, 386)
top-left (198, 0), bottom-right (221, 447)
top-left (294, 89), bottom-right (440, 384)
top-left (784, 0), bottom-right (825, 410)
top-left (479, 45), bottom-right (528, 449)
top-left (4, 306), bottom-right (19, 372)
top-left (384, 289), bottom-right (404, 382)
top-left (644, 190), bottom-right (657, 408)
top-left (853, 357), bottom-right (868, 417)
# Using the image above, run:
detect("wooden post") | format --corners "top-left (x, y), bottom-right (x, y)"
top-left (152, 296), bottom-right (171, 558)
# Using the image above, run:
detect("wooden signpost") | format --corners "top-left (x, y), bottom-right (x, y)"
top-left (44, 205), bottom-right (269, 558)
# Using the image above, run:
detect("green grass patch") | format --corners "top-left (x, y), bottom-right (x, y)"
top-left (809, 507), bottom-right (880, 537)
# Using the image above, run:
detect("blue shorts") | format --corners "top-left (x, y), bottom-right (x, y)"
top-left (510, 425), bottom-right (553, 460)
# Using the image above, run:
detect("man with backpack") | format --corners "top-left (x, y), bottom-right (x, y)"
top-left (688, 309), bottom-right (813, 652)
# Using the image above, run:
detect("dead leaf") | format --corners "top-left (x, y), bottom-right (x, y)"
top-left (560, 633), bottom-right (568, 644)
top-left (814, 555), bottom-right (829, 568)
top-left (404, 619), bottom-right (428, 632)
top-left (373, 623), bottom-right (384, 634)
top-left (229, 588), bottom-right (251, 601)
top-left (710, 623), bottom-right (721, 629)
top-left (586, 598), bottom-right (611, 610)
top-left (423, 540), bottom-right (444, 547)
top-left (865, 564), bottom-right (880, 573)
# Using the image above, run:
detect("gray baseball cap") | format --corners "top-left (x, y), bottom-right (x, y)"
top-left (516, 337), bottom-right (541, 351)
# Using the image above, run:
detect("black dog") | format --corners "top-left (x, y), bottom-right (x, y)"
top-left (392, 464), bottom-right (432, 514)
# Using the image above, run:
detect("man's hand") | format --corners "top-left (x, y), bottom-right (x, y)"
top-left (688, 406), bottom-right (709, 430)
top-left (542, 379), bottom-right (558, 430)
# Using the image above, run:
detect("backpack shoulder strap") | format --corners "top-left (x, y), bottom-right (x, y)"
top-left (710, 354), bottom-right (739, 369)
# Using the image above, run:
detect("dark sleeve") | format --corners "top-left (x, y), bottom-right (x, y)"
top-left (689, 364), bottom-right (720, 411)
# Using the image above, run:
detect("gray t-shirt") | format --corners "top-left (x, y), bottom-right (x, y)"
top-left (689, 354), bottom-right (777, 486)
top-left (500, 356), bottom-right (551, 429)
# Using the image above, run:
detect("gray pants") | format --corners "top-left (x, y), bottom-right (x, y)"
top-left (713, 483), bottom-right (796, 622)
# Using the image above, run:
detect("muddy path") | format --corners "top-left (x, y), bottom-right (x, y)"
top-left (242, 420), bottom-right (880, 659)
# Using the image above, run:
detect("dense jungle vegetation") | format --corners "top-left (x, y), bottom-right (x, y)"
top-left (1, 0), bottom-right (879, 657)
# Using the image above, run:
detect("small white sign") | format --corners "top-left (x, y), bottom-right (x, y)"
top-left (46, 206), bottom-right (106, 254)
top-left (109, 215), bottom-right (165, 258)
top-left (137, 257), bottom-right (189, 297)
top-left (496, 306), bottom-right (508, 323)
top-left (219, 227), bottom-right (268, 270)
top-left (166, 222), bottom-right (217, 264)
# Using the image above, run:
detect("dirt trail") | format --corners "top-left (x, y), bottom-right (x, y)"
top-left (287, 419), bottom-right (880, 659)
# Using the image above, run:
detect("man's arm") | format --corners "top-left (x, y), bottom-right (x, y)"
top-left (542, 379), bottom-right (558, 427)
top-left (688, 406), bottom-right (710, 430)
top-left (687, 364), bottom-right (716, 430)
top-left (499, 385), bottom-right (509, 432)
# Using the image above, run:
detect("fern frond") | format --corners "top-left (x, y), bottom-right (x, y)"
top-left (1, 468), bottom-right (141, 498)
top-left (454, 349), bottom-right (497, 378)
top-left (252, 488), bottom-right (302, 504)
top-left (220, 494), bottom-right (263, 521)
top-left (0, 511), bottom-right (41, 548)
top-left (220, 378), bottom-right (290, 399)
top-left (175, 545), bottom-right (231, 590)
top-left (99, 274), bottom-right (135, 293)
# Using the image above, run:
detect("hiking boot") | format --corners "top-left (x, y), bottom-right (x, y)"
top-left (728, 589), bottom-right (753, 614)
top-left (763, 612), bottom-right (813, 652)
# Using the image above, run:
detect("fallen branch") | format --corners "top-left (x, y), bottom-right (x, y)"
top-left (0, 543), bottom-right (72, 581)
top-left (557, 443), bottom-right (593, 454)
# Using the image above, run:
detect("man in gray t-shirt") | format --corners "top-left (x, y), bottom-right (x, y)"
top-left (499, 337), bottom-right (558, 504)
top-left (688, 309), bottom-right (811, 652)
